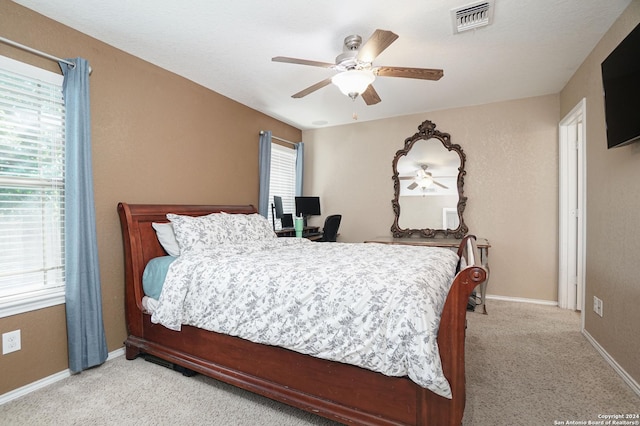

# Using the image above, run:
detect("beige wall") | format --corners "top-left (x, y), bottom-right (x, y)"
top-left (0, 1), bottom-right (301, 394)
top-left (560, 2), bottom-right (640, 385)
top-left (303, 94), bottom-right (560, 302)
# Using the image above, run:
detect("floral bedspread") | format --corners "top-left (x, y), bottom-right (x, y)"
top-left (151, 238), bottom-right (459, 398)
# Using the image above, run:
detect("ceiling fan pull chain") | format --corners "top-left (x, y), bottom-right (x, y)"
top-left (352, 97), bottom-right (359, 120)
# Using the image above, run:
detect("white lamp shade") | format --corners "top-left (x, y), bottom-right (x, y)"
top-left (331, 70), bottom-right (375, 96)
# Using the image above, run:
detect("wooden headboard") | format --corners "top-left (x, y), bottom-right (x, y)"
top-left (117, 203), bottom-right (257, 321)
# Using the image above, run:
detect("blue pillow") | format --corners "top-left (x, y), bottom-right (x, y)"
top-left (142, 256), bottom-right (176, 299)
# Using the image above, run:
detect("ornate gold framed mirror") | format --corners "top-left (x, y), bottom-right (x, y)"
top-left (391, 120), bottom-right (468, 238)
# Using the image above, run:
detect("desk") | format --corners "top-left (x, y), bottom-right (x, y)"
top-left (276, 226), bottom-right (323, 241)
top-left (364, 236), bottom-right (491, 314)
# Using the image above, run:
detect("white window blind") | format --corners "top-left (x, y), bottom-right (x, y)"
top-left (268, 143), bottom-right (296, 229)
top-left (0, 55), bottom-right (66, 317)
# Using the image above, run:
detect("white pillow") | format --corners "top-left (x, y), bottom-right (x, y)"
top-left (221, 212), bottom-right (277, 242)
top-left (167, 213), bottom-right (232, 253)
top-left (151, 222), bottom-right (181, 256)
top-left (167, 212), bottom-right (276, 253)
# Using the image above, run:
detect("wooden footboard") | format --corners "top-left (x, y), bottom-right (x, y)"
top-left (117, 202), bottom-right (487, 425)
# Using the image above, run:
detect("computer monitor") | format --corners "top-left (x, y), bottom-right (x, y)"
top-left (281, 213), bottom-right (293, 228)
top-left (295, 196), bottom-right (321, 218)
top-left (273, 195), bottom-right (284, 219)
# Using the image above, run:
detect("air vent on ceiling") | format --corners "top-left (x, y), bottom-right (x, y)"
top-left (451, 1), bottom-right (494, 34)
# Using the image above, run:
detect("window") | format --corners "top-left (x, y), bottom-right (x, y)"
top-left (268, 143), bottom-right (296, 229)
top-left (0, 56), bottom-right (66, 318)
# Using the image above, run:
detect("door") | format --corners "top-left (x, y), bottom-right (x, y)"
top-left (558, 99), bottom-right (586, 311)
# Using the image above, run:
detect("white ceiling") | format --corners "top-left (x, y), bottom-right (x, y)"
top-left (12, 0), bottom-right (632, 130)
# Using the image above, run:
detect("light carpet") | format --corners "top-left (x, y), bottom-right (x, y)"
top-left (1, 300), bottom-right (638, 425)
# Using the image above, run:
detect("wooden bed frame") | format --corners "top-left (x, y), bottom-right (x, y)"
top-left (117, 202), bottom-right (487, 425)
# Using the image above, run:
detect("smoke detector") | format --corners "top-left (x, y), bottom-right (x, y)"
top-left (451, 1), bottom-right (494, 34)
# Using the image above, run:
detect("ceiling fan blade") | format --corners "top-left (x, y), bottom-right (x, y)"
top-left (407, 182), bottom-right (418, 190)
top-left (291, 78), bottom-right (333, 98)
top-left (357, 29), bottom-right (399, 63)
top-left (375, 66), bottom-right (444, 81)
top-left (361, 85), bottom-right (381, 105)
top-left (399, 176), bottom-right (413, 180)
top-left (272, 56), bottom-right (335, 69)
top-left (433, 180), bottom-right (449, 189)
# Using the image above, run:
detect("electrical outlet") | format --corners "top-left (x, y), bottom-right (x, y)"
top-left (2, 330), bottom-right (21, 354)
top-left (593, 296), bottom-right (603, 317)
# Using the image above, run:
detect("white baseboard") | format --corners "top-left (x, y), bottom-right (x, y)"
top-left (0, 347), bottom-right (125, 406)
top-left (107, 347), bottom-right (125, 361)
top-left (0, 369), bottom-right (71, 406)
top-left (582, 329), bottom-right (640, 399)
top-left (486, 294), bottom-right (558, 306)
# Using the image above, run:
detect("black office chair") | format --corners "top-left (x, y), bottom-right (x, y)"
top-left (319, 214), bottom-right (341, 242)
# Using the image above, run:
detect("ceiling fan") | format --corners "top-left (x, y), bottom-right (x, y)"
top-left (400, 164), bottom-right (449, 190)
top-left (272, 29), bottom-right (443, 105)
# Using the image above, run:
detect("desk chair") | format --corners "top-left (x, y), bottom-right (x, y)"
top-left (319, 214), bottom-right (341, 242)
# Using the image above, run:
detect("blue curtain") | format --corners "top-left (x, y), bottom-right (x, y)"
top-left (295, 142), bottom-right (304, 196)
top-left (258, 131), bottom-right (272, 217)
top-left (60, 58), bottom-right (108, 373)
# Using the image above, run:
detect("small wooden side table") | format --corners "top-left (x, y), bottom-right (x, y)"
top-left (364, 236), bottom-right (491, 314)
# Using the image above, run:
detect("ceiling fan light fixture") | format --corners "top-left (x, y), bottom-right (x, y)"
top-left (331, 70), bottom-right (375, 98)
top-left (415, 167), bottom-right (435, 189)
top-left (418, 175), bottom-right (434, 189)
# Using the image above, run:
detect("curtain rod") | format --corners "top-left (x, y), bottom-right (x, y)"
top-left (0, 36), bottom-right (92, 74)
top-left (259, 130), bottom-right (298, 146)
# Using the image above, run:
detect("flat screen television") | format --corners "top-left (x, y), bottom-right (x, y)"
top-left (601, 22), bottom-right (640, 149)
top-left (295, 196), bottom-right (321, 217)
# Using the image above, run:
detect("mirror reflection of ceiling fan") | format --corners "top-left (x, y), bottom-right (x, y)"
top-left (272, 29), bottom-right (444, 104)
top-left (400, 164), bottom-right (449, 190)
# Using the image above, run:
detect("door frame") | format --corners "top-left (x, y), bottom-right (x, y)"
top-left (558, 98), bottom-right (586, 314)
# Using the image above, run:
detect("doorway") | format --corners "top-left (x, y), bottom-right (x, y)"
top-left (558, 99), bottom-right (586, 311)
